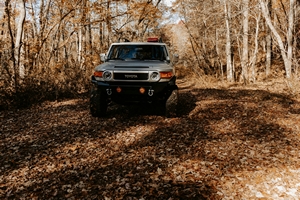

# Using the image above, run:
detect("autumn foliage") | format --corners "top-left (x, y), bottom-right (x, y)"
top-left (1, 0), bottom-right (300, 109)
top-left (0, 0), bottom-right (166, 109)
top-left (1, 1), bottom-right (300, 198)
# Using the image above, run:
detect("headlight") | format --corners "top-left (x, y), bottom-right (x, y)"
top-left (150, 72), bottom-right (160, 81)
top-left (103, 71), bottom-right (112, 81)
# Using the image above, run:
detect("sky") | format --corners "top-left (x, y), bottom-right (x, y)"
top-left (164, 0), bottom-right (175, 7)
top-left (162, 0), bottom-right (179, 24)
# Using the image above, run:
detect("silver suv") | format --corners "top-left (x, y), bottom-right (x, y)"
top-left (90, 39), bottom-right (178, 117)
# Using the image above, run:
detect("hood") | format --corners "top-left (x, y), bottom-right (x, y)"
top-left (95, 60), bottom-right (172, 71)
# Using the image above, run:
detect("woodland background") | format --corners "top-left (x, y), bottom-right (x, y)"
top-left (0, 0), bottom-right (300, 108)
top-left (1, 0), bottom-right (300, 199)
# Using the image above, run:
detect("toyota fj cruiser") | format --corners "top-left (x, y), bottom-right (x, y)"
top-left (90, 38), bottom-right (178, 117)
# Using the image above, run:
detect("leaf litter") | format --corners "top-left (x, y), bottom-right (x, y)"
top-left (1, 80), bottom-right (300, 199)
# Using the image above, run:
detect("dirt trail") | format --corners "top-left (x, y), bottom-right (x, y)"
top-left (1, 79), bottom-right (300, 199)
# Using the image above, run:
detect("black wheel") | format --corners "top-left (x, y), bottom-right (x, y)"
top-left (165, 89), bottom-right (178, 117)
top-left (90, 87), bottom-right (108, 117)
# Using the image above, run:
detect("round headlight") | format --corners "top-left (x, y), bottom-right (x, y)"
top-left (150, 72), bottom-right (160, 81)
top-left (103, 71), bottom-right (112, 81)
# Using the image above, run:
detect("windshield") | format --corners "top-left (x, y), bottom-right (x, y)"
top-left (107, 45), bottom-right (168, 61)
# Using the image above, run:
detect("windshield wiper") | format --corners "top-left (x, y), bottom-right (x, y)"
top-left (121, 58), bottom-right (142, 61)
top-left (144, 58), bottom-right (162, 61)
top-left (108, 58), bottom-right (124, 61)
top-left (128, 57), bottom-right (141, 59)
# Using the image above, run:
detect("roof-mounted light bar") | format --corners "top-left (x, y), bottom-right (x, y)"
top-left (147, 37), bottom-right (159, 42)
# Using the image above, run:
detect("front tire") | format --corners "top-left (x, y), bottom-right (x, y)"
top-left (165, 89), bottom-right (178, 117)
top-left (90, 87), bottom-right (107, 117)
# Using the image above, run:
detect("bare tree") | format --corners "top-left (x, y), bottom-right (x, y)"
top-left (224, 0), bottom-right (234, 82)
top-left (250, 11), bottom-right (261, 83)
top-left (265, 0), bottom-right (272, 77)
top-left (241, 0), bottom-right (249, 83)
top-left (287, 0), bottom-right (295, 77)
top-left (4, 0), bottom-right (15, 89)
top-left (260, 0), bottom-right (295, 79)
top-left (15, 0), bottom-right (26, 78)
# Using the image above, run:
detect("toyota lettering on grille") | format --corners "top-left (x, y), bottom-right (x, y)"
top-left (125, 75), bottom-right (138, 78)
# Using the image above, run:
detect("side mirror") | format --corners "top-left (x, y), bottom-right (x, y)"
top-left (173, 54), bottom-right (179, 63)
top-left (100, 53), bottom-right (107, 62)
top-left (166, 56), bottom-right (171, 63)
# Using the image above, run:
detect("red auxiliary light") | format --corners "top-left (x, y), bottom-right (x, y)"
top-left (147, 37), bottom-right (159, 42)
top-left (116, 87), bottom-right (122, 93)
top-left (139, 87), bottom-right (146, 94)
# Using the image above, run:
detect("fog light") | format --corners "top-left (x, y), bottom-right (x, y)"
top-left (116, 87), bottom-right (122, 93)
top-left (139, 87), bottom-right (146, 94)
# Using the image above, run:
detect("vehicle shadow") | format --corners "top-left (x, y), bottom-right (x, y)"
top-left (106, 89), bottom-right (197, 117)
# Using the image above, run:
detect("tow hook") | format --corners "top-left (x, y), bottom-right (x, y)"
top-left (148, 89), bottom-right (154, 96)
top-left (106, 88), bottom-right (112, 96)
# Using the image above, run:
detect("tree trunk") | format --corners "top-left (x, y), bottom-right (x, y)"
top-left (294, 1), bottom-right (300, 76)
top-left (260, 0), bottom-right (293, 79)
top-left (99, 22), bottom-right (104, 48)
top-left (34, 0), bottom-right (51, 70)
top-left (250, 13), bottom-right (261, 83)
top-left (78, 0), bottom-right (86, 66)
top-left (265, 0), bottom-right (272, 77)
top-left (106, 0), bottom-right (112, 47)
top-left (224, 0), bottom-right (233, 82)
top-left (215, 29), bottom-right (223, 80)
top-left (15, 0), bottom-right (26, 79)
top-left (287, 0), bottom-right (295, 77)
top-left (29, 0), bottom-right (37, 38)
top-left (241, 0), bottom-right (249, 84)
top-left (5, 0), bottom-right (16, 85)
top-left (78, 26), bottom-right (84, 64)
top-left (86, 15), bottom-right (92, 56)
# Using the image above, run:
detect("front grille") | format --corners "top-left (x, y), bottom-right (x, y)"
top-left (114, 73), bottom-right (148, 80)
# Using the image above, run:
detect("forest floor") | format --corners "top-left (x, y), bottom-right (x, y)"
top-left (1, 76), bottom-right (300, 199)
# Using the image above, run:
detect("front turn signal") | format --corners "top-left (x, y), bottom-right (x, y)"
top-left (160, 72), bottom-right (173, 79)
top-left (94, 71), bottom-right (103, 77)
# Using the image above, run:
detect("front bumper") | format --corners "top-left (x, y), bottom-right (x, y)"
top-left (91, 76), bottom-right (177, 103)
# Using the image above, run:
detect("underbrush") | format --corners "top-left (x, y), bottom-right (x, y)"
top-left (0, 66), bottom-right (92, 111)
top-left (176, 64), bottom-right (300, 100)
top-left (1, 62), bottom-right (299, 111)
